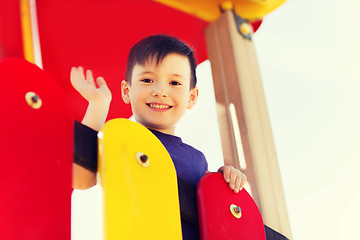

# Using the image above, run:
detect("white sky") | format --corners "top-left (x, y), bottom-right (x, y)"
top-left (254, 1), bottom-right (360, 239)
top-left (73, 1), bottom-right (360, 239)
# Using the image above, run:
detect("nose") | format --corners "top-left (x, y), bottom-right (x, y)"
top-left (152, 83), bottom-right (168, 98)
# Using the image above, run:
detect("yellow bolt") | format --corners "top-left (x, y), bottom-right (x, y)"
top-left (239, 23), bottom-right (253, 35)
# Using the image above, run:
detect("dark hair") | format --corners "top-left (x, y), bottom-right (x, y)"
top-left (125, 34), bottom-right (197, 89)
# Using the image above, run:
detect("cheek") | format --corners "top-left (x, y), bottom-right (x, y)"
top-left (181, 93), bottom-right (193, 108)
top-left (172, 90), bottom-right (189, 104)
top-left (130, 88), bottom-right (146, 102)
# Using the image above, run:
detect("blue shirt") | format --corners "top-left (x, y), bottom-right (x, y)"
top-left (149, 129), bottom-right (208, 240)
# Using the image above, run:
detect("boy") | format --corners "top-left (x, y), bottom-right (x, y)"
top-left (71, 34), bottom-right (247, 239)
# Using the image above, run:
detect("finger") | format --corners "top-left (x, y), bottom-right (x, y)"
top-left (234, 173), bottom-right (247, 193)
top-left (96, 76), bottom-right (107, 88)
top-left (218, 166), bottom-right (231, 183)
top-left (86, 69), bottom-right (96, 87)
top-left (76, 66), bottom-right (84, 81)
top-left (239, 173), bottom-right (247, 191)
top-left (234, 173), bottom-right (242, 193)
top-left (70, 67), bottom-right (77, 86)
top-left (228, 168), bottom-right (237, 190)
top-left (70, 67), bottom-right (83, 88)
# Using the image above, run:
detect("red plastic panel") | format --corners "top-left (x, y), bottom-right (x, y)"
top-left (0, 1), bottom-right (24, 60)
top-left (0, 58), bottom-right (72, 240)
top-left (197, 173), bottom-right (266, 240)
top-left (251, 19), bottom-right (263, 33)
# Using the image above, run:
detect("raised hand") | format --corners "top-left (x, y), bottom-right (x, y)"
top-left (70, 66), bottom-right (112, 131)
top-left (70, 66), bottom-right (112, 104)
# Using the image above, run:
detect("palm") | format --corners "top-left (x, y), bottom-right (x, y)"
top-left (70, 67), bottom-right (112, 103)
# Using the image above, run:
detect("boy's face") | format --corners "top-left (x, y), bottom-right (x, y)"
top-left (121, 53), bottom-right (198, 135)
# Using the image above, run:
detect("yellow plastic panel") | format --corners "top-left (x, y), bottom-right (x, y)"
top-left (98, 118), bottom-right (182, 240)
top-left (154, 0), bottom-right (286, 21)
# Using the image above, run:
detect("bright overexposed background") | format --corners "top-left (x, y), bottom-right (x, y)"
top-left (72, 0), bottom-right (360, 239)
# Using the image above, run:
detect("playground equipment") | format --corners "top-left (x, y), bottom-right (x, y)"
top-left (0, 58), bottom-right (72, 239)
top-left (98, 119), bottom-right (182, 239)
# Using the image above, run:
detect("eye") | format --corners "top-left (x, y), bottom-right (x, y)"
top-left (170, 80), bottom-right (181, 86)
top-left (141, 78), bottom-right (153, 83)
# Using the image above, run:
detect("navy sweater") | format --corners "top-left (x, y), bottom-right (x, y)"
top-left (150, 129), bottom-right (208, 240)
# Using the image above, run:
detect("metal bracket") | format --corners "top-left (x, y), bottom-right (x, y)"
top-left (232, 10), bottom-right (253, 41)
top-left (219, 3), bottom-right (253, 41)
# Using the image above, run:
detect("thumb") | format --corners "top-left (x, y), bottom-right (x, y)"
top-left (96, 76), bottom-right (107, 88)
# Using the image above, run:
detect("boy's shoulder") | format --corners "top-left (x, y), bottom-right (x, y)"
top-left (150, 129), bottom-right (205, 157)
top-left (180, 140), bottom-right (205, 157)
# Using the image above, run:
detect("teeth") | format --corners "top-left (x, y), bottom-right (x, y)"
top-left (149, 104), bottom-right (170, 109)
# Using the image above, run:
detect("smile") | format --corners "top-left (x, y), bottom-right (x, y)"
top-left (147, 103), bottom-right (173, 110)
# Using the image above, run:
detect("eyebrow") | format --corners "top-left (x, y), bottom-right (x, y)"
top-left (137, 71), bottom-right (155, 76)
top-left (170, 73), bottom-right (185, 79)
top-left (137, 72), bottom-right (185, 79)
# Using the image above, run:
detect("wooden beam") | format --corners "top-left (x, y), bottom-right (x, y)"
top-left (205, 9), bottom-right (292, 238)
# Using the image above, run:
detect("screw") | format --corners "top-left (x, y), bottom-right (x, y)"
top-left (25, 92), bottom-right (42, 109)
top-left (230, 204), bottom-right (242, 219)
top-left (31, 94), bottom-right (40, 103)
top-left (234, 206), bottom-right (242, 214)
top-left (136, 152), bottom-right (150, 167)
top-left (140, 154), bottom-right (148, 163)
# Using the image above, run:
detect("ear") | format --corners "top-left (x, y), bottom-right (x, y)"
top-left (187, 87), bottom-right (199, 110)
top-left (121, 80), bottom-right (131, 104)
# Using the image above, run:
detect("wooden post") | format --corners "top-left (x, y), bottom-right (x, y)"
top-left (205, 9), bottom-right (292, 238)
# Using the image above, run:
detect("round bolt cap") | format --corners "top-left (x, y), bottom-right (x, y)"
top-left (136, 152), bottom-right (150, 167)
top-left (25, 92), bottom-right (42, 109)
top-left (230, 204), bottom-right (242, 219)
